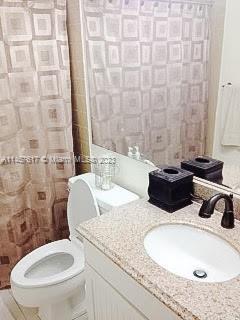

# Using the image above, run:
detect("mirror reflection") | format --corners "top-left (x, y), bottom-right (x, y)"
top-left (82, 0), bottom-right (240, 192)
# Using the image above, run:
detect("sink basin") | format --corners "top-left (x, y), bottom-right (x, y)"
top-left (144, 224), bottom-right (240, 283)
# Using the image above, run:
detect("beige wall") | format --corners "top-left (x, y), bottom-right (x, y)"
top-left (212, 0), bottom-right (240, 164)
top-left (218, 0), bottom-right (240, 86)
top-left (206, 0), bottom-right (226, 154)
top-left (67, 0), bottom-right (91, 174)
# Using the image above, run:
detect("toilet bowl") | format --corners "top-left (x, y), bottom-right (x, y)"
top-left (11, 173), bottom-right (139, 320)
top-left (11, 240), bottom-right (85, 305)
top-left (11, 240), bottom-right (86, 320)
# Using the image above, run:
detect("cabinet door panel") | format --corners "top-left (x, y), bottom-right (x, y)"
top-left (86, 265), bottom-right (148, 320)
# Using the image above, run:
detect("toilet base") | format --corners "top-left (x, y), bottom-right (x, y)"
top-left (38, 285), bottom-right (86, 320)
top-left (39, 300), bottom-right (72, 320)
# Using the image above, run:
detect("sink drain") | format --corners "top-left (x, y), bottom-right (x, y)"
top-left (193, 270), bottom-right (207, 279)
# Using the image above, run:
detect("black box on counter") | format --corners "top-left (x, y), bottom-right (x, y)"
top-left (148, 166), bottom-right (194, 213)
top-left (181, 156), bottom-right (224, 184)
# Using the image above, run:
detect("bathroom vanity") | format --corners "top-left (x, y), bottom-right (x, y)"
top-left (77, 200), bottom-right (240, 320)
top-left (83, 240), bottom-right (180, 320)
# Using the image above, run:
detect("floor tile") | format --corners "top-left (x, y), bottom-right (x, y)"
top-left (1, 289), bottom-right (85, 320)
top-left (0, 290), bottom-right (25, 320)
top-left (9, 291), bottom-right (39, 320)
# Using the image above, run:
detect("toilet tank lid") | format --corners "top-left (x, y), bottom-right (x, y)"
top-left (69, 173), bottom-right (139, 212)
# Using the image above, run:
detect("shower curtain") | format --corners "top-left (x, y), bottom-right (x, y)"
top-left (0, 0), bottom-right (74, 288)
top-left (84, 0), bottom-right (210, 165)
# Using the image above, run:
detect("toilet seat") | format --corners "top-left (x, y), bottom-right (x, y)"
top-left (11, 239), bottom-right (84, 289)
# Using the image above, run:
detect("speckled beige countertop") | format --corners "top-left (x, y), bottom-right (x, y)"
top-left (77, 199), bottom-right (240, 320)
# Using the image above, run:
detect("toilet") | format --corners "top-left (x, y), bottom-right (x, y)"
top-left (11, 173), bottom-right (139, 320)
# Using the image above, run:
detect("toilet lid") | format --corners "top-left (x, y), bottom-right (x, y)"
top-left (67, 178), bottom-right (100, 239)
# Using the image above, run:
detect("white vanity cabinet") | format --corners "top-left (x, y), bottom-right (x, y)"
top-left (86, 266), bottom-right (147, 320)
top-left (84, 240), bottom-right (181, 320)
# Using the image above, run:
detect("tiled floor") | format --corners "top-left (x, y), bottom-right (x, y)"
top-left (0, 290), bottom-right (87, 320)
top-left (0, 290), bottom-right (40, 320)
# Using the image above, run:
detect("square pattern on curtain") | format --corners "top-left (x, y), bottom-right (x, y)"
top-left (0, 0), bottom-right (74, 289)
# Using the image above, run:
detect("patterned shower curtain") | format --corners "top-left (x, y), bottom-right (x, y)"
top-left (0, 0), bottom-right (74, 288)
top-left (84, 0), bottom-right (210, 165)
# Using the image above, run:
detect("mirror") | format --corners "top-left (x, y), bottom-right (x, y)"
top-left (81, 0), bottom-right (240, 193)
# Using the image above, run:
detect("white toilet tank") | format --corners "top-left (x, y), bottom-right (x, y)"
top-left (67, 173), bottom-right (139, 238)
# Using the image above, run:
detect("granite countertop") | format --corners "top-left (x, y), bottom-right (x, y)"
top-left (77, 199), bottom-right (240, 320)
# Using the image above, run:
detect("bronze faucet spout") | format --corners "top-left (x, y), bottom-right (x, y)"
top-left (199, 193), bottom-right (234, 229)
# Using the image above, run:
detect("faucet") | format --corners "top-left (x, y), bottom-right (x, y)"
top-left (199, 193), bottom-right (235, 229)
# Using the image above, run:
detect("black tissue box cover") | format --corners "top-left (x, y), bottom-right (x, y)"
top-left (181, 156), bottom-right (224, 184)
top-left (148, 166), bottom-right (194, 213)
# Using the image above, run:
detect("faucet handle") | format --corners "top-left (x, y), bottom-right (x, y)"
top-left (221, 210), bottom-right (235, 229)
top-left (221, 193), bottom-right (234, 229)
top-left (199, 200), bottom-right (211, 218)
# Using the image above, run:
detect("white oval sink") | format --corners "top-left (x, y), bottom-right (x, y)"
top-left (144, 224), bottom-right (240, 283)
